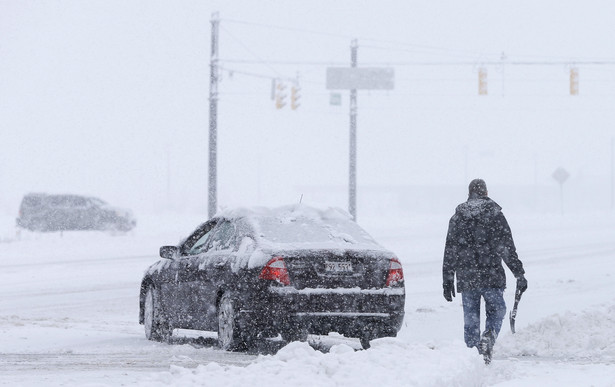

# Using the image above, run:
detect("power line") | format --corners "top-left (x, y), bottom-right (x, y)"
top-left (221, 17), bottom-right (502, 59)
top-left (221, 17), bottom-right (353, 40)
top-left (220, 59), bottom-right (348, 66)
top-left (221, 58), bottom-right (615, 67)
top-left (359, 43), bottom-right (500, 60)
top-left (219, 66), bottom-right (297, 82)
top-left (216, 15), bottom-right (615, 103)
top-left (360, 41), bottom-right (615, 63)
top-left (220, 25), bottom-right (284, 79)
top-left (218, 15), bottom-right (615, 99)
top-left (221, 16), bottom-right (615, 65)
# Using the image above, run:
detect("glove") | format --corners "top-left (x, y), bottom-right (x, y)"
top-left (443, 280), bottom-right (455, 302)
top-left (516, 275), bottom-right (528, 294)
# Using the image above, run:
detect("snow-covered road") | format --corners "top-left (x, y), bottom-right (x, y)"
top-left (1, 211), bottom-right (614, 386)
top-left (0, 215), bottom-right (259, 385)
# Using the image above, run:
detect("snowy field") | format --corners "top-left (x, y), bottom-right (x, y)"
top-left (1, 209), bottom-right (614, 386)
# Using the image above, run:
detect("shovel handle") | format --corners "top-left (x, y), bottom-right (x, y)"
top-left (509, 289), bottom-right (523, 333)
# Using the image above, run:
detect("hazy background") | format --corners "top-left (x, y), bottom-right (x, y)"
top-left (2, 0), bottom-right (614, 220)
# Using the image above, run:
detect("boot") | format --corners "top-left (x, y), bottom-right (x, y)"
top-left (479, 330), bottom-right (495, 364)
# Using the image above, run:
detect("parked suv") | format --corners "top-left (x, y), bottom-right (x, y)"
top-left (16, 193), bottom-right (136, 232)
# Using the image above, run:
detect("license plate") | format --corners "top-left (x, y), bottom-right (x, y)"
top-left (325, 261), bottom-right (353, 273)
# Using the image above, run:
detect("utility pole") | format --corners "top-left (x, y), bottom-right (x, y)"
top-left (166, 143), bottom-right (171, 209)
top-left (611, 137), bottom-right (614, 210)
top-left (208, 12), bottom-right (220, 219)
top-left (326, 41), bottom-right (393, 221)
top-left (349, 39), bottom-right (358, 221)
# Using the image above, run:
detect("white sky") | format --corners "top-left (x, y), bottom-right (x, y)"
top-left (2, 0), bottom-right (615, 215)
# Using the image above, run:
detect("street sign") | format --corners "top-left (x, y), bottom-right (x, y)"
top-left (330, 93), bottom-right (342, 106)
top-left (552, 167), bottom-right (570, 185)
top-left (326, 67), bottom-right (395, 90)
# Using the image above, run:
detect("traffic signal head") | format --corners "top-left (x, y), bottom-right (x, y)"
top-left (275, 82), bottom-right (287, 109)
top-left (478, 68), bottom-right (487, 95)
top-left (291, 86), bottom-right (301, 110)
top-left (570, 68), bottom-right (579, 96)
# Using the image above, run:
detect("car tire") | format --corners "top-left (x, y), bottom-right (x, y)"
top-left (217, 292), bottom-right (253, 351)
top-left (144, 286), bottom-right (172, 342)
top-left (360, 336), bottom-right (371, 349)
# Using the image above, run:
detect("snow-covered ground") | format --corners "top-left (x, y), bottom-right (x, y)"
top-left (1, 209), bottom-right (614, 386)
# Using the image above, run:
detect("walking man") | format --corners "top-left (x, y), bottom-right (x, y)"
top-left (442, 179), bottom-right (527, 363)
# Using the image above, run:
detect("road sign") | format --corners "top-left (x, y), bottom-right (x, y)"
top-left (552, 167), bottom-right (570, 185)
top-left (330, 93), bottom-right (342, 106)
top-left (326, 67), bottom-right (395, 90)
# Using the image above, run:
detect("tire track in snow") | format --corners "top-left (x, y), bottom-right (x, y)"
top-left (0, 351), bottom-right (255, 371)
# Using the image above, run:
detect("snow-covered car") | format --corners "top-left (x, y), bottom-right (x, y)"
top-left (16, 193), bottom-right (136, 232)
top-left (139, 205), bottom-right (405, 350)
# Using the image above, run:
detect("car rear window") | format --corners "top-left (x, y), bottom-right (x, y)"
top-left (22, 195), bottom-right (43, 207)
top-left (46, 195), bottom-right (88, 208)
top-left (253, 214), bottom-right (379, 247)
top-left (218, 205), bottom-right (386, 251)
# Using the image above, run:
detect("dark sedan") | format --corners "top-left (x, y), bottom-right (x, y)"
top-left (139, 205), bottom-right (405, 350)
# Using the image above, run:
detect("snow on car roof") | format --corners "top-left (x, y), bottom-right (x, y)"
top-left (216, 204), bottom-right (388, 252)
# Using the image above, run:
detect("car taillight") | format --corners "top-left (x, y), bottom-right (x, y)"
top-left (386, 258), bottom-right (404, 287)
top-left (259, 256), bottom-right (290, 286)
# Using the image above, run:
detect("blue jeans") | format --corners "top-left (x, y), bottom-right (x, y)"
top-left (461, 288), bottom-right (506, 348)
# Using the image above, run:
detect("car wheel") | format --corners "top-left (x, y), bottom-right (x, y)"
top-left (217, 292), bottom-right (252, 351)
top-left (360, 336), bottom-right (371, 350)
top-left (144, 286), bottom-right (172, 342)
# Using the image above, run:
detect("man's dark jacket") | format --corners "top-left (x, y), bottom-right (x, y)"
top-left (443, 195), bottom-right (524, 292)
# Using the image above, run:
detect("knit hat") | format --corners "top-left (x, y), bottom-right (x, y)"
top-left (469, 179), bottom-right (488, 197)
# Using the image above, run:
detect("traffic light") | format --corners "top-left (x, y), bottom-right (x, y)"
top-left (291, 86), bottom-right (301, 110)
top-left (275, 81), bottom-right (287, 109)
top-left (570, 68), bottom-right (579, 96)
top-left (478, 68), bottom-right (487, 95)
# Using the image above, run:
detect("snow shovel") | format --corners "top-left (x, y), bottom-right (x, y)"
top-left (509, 286), bottom-right (524, 334)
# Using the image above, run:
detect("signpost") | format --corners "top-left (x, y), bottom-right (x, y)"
top-left (326, 41), bottom-right (394, 221)
top-left (552, 167), bottom-right (570, 214)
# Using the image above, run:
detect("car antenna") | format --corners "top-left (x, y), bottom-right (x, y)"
top-left (299, 194), bottom-right (303, 204)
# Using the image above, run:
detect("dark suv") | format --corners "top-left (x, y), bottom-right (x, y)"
top-left (16, 193), bottom-right (136, 232)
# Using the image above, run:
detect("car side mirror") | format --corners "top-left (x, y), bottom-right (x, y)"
top-left (159, 245), bottom-right (179, 260)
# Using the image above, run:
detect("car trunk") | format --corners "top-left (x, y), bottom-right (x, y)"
top-left (281, 250), bottom-right (390, 290)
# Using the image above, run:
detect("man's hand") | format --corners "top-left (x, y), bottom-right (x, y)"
top-left (516, 275), bottom-right (528, 294)
top-left (443, 280), bottom-right (455, 302)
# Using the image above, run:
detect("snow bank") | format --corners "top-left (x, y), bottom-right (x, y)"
top-left (139, 302), bottom-right (615, 387)
top-left (497, 303), bottom-right (615, 361)
top-left (141, 339), bottom-right (484, 387)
